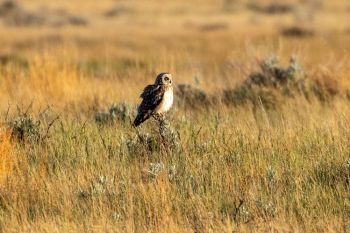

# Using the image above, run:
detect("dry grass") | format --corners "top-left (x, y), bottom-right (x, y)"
top-left (0, 0), bottom-right (350, 232)
top-left (0, 128), bottom-right (15, 186)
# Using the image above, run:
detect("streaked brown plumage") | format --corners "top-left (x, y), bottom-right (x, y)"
top-left (133, 73), bottom-right (173, 126)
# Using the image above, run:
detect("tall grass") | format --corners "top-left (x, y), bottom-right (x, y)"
top-left (0, 50), bottom-right (349, 232)
top-left (0, 128), bottom-right (15, 187)
top-left (0, 0), bottom-right (350, 231)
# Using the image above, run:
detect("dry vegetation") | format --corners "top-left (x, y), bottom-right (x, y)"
top-left (0, 0), bottom-right (350, 232)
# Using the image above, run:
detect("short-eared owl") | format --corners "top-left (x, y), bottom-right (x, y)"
top-left (133, 72), bottom-right (173, 126)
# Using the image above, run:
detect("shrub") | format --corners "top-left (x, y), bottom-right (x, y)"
top-left (10, 114), bottom-right (41, 142)
top-left (158, 118), bottom-right (181, 153)
top-left (126, 132), bottom-right (159, 156)
top-left (176, 83), bottom-right (212, 109)
top-left (95, 103), bottom-right (136, 125)
top-left (282, 26), bottom-right (314, 37)
top-left (6, 107), bottom-right (58, 143)
top-left (248, 2), bottom-right (294, 14)
top-left (0, 1), bottom-right (45, 26)
top-left (125, 118), bottom-right (181, 156)
top-left (224, 55), bottom-right (307, 108)
top-left (0, 1), bottom-right (88, 27)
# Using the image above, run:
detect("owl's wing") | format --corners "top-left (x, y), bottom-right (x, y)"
top-left (139, 85), bottom-right (164, 109)
top-left (140, 85), bottom-right (155, 98)
top-left (133, 85), bottom-right (165, 126)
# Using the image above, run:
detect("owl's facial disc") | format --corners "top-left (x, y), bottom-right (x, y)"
top-left (162, 74), bottom-right (172, 85)
top-left (155, 72), bottom-right (172, 85)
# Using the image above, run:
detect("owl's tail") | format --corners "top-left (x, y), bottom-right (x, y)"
top-left (133, 112), bottom-right (151, 127)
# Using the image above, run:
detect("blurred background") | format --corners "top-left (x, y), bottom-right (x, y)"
top-left (0, 0), bottom-right (349, 111)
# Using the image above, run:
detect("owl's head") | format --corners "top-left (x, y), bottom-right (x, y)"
top-left (155, 72), bottom-right (172, 86)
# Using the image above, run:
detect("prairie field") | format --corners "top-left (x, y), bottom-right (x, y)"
top-left (1, 0), bottom-right (350, 232)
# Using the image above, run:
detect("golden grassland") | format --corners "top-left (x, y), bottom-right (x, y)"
top-left (0, 0), bottom-right (350, 232)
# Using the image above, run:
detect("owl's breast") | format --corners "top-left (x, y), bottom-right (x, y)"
top-left (156, 88), bottom-right (173, 113)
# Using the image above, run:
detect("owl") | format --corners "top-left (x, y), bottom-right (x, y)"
top-left (133, 72), bottom-right (173, 126)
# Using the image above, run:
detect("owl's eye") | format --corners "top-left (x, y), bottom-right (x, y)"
top-left (164, 76), bottom-right (169, 81)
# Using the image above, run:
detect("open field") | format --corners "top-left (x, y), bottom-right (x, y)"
top-left (0, 0), bottom-right (350, 232)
